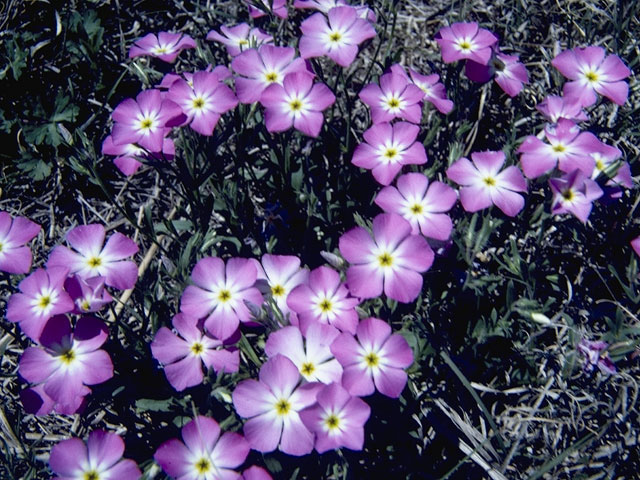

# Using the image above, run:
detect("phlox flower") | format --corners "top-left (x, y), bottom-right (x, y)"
top-left (260, 72), bottom-right (336, 137)
top-left (375, 173), bottom-right (457, 241)
top-left (589, 142), bottom-right (632, 189)
top-left (299, 382), bottom-right (370, 452)
top-left (158, 66), bottom-right (232, 91)
top-left (251, 254), bottom-right (309, 324)
top-left (465, 52), bottom-right (529, 97)
top-left (231, 45), bottom-right (310, 104)
top-left (129, 32), bottom-right (196, 63)
top-left (287, 265), bottom-right (359, 334)
top-left (351, 121), bottom-right (428, 185)
top-left (265, 323), bottom-right (343, 384)
top-left (552, 46), bottom-right (632, 107)
top-left (151, 313), bottom-right (239, 392)
top-left (49, 430), bottom-right (141, 480)
top-left (19, 315), bottom-right (113, 408)
top-left (339, 213), bottom-right (433, 303)
top-left (48, 224), bottom-right (139, 291)
top-left (102, 135), bottom-right (175, 176)
top-left (446, 150), bottom-right (527, 217)
top-left (390, 64), bottom-right (453, 114)
top-left (549, 169), bottom-right (603, 223)
top-left (359, 72), bottom-right (424, 124)
top-left (180, 257), bottom-right (263, 341)
top-left (154, 415), bottom-right (249, 480)
top-left (245, 0), bottom-right (288, 19)
top-left (631, 236), bottom-right (640, 258)
top-left (243, 466), bottom-right (273, 480)
top-left (233, 355), bottom-right (322, 455)
top-left (294, 0), bottom-right (348, 12)
top-left (330, 317), bottom-right (413, 397)
top-left (64, 275), bottom-right (113, 314)
top-left (517, 119), bottom-right (601, 178)
top-left (299, 6), bottom-right (376, 68)
top-left (536, 95), bottom-right (589, 124)
top-left (435, 22), bottom-right (498, 65)
top-left (0, 211), bottom-right (40, 274)
top-left (110, 89), bottom-right (184, 152)
top-left (206, 24), bottom-right (273, 57)
top-left (577, 339), bottom-right (616, 375)
top-left (7, 266), bottom-right (74, 341)
top-left (20, 383), bottom-right (86, 416)
top-left (167, 71), bottom-right (238, 136)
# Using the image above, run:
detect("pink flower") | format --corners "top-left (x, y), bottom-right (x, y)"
top-left (631, 236), bottom-right (640, 258)
top-left (101, 136), bottom-right (175, 176)
top-left (19, 315), bottom-right (113, 409)
top-left (375, 173), bottom-right (457, 241)
top-left (517, 119), bottom-right (602, 178)
top-left (50, 430), bottom-right (141, 480)
top-left (7, 267), bottom-right (74, 341)
top-left (180, 257), bottom-right (263, 340)
top-left (129, 32), bottom-right (196, 63)
top-left (549, 169), bottom-right (603, 223)
top-left (330, 317), bottom-right (413, 397)
top-left (390, 64), bottom-right (453, 114)
top-left (245, 0), bottom-right (288, 19)
top-left (339, 213), bottom-right (433, 303)
top-left (287, 266), bottom-right (359, 334)
top-left (64, 275), bottom-right (113, 314)
top-left (536, 95), bottom-right (589, 124)
top-left (151, 313), bottom-right (239, 391)
top-left (351, 121), bottom-right (428, 185)
top-left (265, 323), bottom-right (343, 384)
top-left (260, 72), bottom-right (336, 137)
top-left (294, 0), bottom-right (348, 11)
top-left (167, 71), bottom-right (238, 136)
top-left (0, 211), bottom-right (40, 274)
top-left (20, 383), bottom-right (86, 416)
top-left (359, 72), bottom-right (424, 124)
top-left (47, 224), bottom-right (139, 291)
top-left (206, 23), bottom-right (273, 57)
top-left (233, 355), bottom-right (322, 455)
top-left (231, 45), bottom-right (311, 104)
top-left (154, 415), bottom-right (249, 480)
top-left (577, 339), bottom-right (616, 375)
top-left (552, 46), bottom-right (632, 107)
top-left (435, 22), bottom-right (498, 65)
top-left (465, 52), bottom-right (529, 97)
top-left (109, 89), bottom-right (184, 152)
top-left (243, 466), bottom-right (273, 480)
top-left (299, 6), bottom-right (376, 67)
top-left (446, 150), bottom-right (527, 217)
top-left (299, 382), bottom-right (371, 452)
top-left (589, 142), bottom-right (632, 189)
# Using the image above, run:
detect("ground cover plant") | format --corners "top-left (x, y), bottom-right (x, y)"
top-left (1, 0), bottom-right (640, 478)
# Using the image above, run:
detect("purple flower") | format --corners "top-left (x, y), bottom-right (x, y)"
top-left (50, 430), bottom-right (141, 480)
top-left (577, 339), bottom-right (616, 375)
top-left (20, 383), bottom-right (87, 416)
top-left (552, 46), bottom-right (632, 107)
top-left (300, 382), bottom-right (371, 452)
top-left (339, 213), bottom-right (433, 303)
top-left (351, 121), bottom-right (428, 186)
top-left (231, 45), bottom-right (311, 104)
top-left (331, 317), bottom-right (413, 397)
top-left (109, 89), bottom-right (184, 153)
top-left (265, 323), bottom-right (343, 384)
top-left (549, 169), bottom-right (603, 223)
top-left (260, 72), bottom-right (336, 137)
top-left (180, 257), bottom-right (263, 340)
top-left (446, 150), bottom-right (527, 217)
top-left (102, 135), bottom-right (175, 176)
top-left (233, 355), bottom-right (322, 455)
top-left (7, 267), bottom-right (74, 341)
top-left (206, 23), bottom-right (273, 57)
top-left (589, 142), bottom-right (632, 189)
top-left (151, 313), bottom-right (239, 391)
top-left (465, 52), bottom-right (529, 97)
top-left (632, 236), bottom-right (640, 258)
top-left (245, 0), bottom-right (288, 19)
top-left (129, 32), bottom-right (196, 63)
top-left (64, 275), bottom-right (113, 314)
top-left (154, 415), bottom-right (249, 480)
top-left (19, 315), bottom-right (113, 409)
top-left (390, 64), bottom-right (453, 114)
top-left (167, 71), bottom-right (238, 136)
top-left (299, 6), bottom-right (376, 67)
top-left (375, 173), bottom-right (457, 241)
top-left (536, 95), bottom-right (589, 124)
top-left (517, 119), bottom-right (602, 178)
top-left (0, 211), bottom-right (41, 274)
top-left (295, 0), bottom-right (348, 11)
top-left (287, 266), bottom-right (360, 335)
top-left (47, 224), bottom-right (139, 291)
top-left (243, 466), bottom-right (273, 480)
top-left (359, 72), bottom-right (424, 124)
top-left (435, 22), bottom-right (498, 65)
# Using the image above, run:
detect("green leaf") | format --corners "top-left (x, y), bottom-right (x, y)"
top-left (135, 398), bottom-right (172, 413)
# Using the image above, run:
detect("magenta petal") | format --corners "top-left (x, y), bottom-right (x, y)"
top-left (279, 413), bottom-right (314, 455)
top-left (213, 432), bottom-right (249, 469)
top-left (182, 416), bottom-right (220, 454)
top-left (342, 364), bottom-right (375, 396)
top-left (339, 226), bottom-right (375, 263)
top-left (103, 459), bottom-right (141, 479)
top-left (233, 379), bottom-right (275, 418)
top-left (86, 430), bottom-right (125, 471)
top-left (384, 267), bottom-right (424, 303)
top-left (373, 366), bottom-right (408, 398)
top-left (459, 185), bottom-right (493, 212)
top-left (19, 347), bottom-right (58, 383)
top-left (243, 414), bottom-right (282, 453)
top-left (79, 350), bottom-right (114, 385)
top-left (259, 355), bottom-right (300, 396)
top-left (49, 438), bottom-right (87, 476)
top-left (154, 438), bottom-right (192, 478)
top-left (164, 356), bottom-right (204, 391)
top-left (346, 264), bottom-right (383, 299)
top-left (151, 328), bottom-right (190, 364)
top-left (491, 188), bottom-right (525, 217)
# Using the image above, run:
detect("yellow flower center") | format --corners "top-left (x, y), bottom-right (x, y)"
top-left (265, 71), bottom-right (278, 83)
top-left (410, 203), bottom-right (423, 215)
top-left (238, 39), bottom-right (249, 46)
top-left (140, 118), bottom-right (153, 130)
top-left (387, 97), bottom-right (400, 108)
top-left (192, 97), bottom-right (205, 109)
top-left (384, 148), bottom-right (398, 159)
top-left (458, 40), bottom-right (471, 51)
top-left (84, 471), bottom-right (99, 480)
top-left (87, 256), bottom-right (102, 268)
top-left (271, 284), bottom-right (285, 297)
top-left (38, 295), bottom-right (52, 309)
top-left (552, 144), bottom-right (566, 153)
top-left (60, 349), bottom-right (76, 365)
top-left (155, 47), bottom-right (167, 54)
top-left (595, 159), bottom-right (605, 171)
top-left (364, 351), bottom-right (379, 367)
top-left (378, 252), bottom-right (393, 267)
top-left (289, 99), bottom-right (303, 111)
top-left (324, 413), bottom-right (340, 430)
top-left (195, 458), bottom-right (211, 474)
top-left (585, 71), bottom-right (599, 83)
top-left (218, 289), bottom-right (231, 302)
top-left (0, 242), bottom-right (4, 252)
top-left (329, 32), bottom-right (342, 42)
top-left (301, 362), bottom-right (315, 376)
top-left (275, 398), bottom-right (291, 415)
top-left (562, 189), bottom-right (575, 201)
top-left (191, 342), bottom-right (204, 355)
top-left (318, 298), bottom-right (333, 312)
top-left (80, 300), bottom-right (91, 311)
top-left (483, 176), bottom-right (496, 187)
